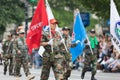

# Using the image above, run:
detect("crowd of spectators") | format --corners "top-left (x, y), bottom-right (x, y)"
top-left (73, 33), bottom-right (120, 73)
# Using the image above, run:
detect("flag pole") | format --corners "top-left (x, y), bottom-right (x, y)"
top-left (49, 26), bottom-right (54, 53)
top-left (45, 0), bottom-right (53, 53)
top-left (57, 29), bottom-right (69, 53)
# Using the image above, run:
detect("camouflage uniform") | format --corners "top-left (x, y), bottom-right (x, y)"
top-left (81, 38), bottom-right (98, 80)
top-left (40, 30), bottom-right (66, 80)
top-left (11, 34), bottom-right (20, 76)
top-left (81, 46), bottom-right (97, 80)
top-left (3, 39), bottom-right (14, 75)
top-left (61, 34), bottom-right (72, 80)
top-left (13, 32), bottom-right (34, 80)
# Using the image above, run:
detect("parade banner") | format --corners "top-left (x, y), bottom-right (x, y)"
top-left (26, 0), bottom-right (48, 54)
top-left (70, 9), bottom-right (87, 62)
top-left (110, 0), bottom-right (120, 52)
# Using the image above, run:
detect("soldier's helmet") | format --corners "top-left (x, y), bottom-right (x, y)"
top-left (62, 27), bottom-right (70, 31)
top-left (18, 29), bottom-right (25, 34)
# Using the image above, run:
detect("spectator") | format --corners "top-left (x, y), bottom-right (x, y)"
top-left (98, 35), bottom-right (107, 61)
top-left (107, 54), bottom-right (120, 72)
top-left (34, 48), bottom-right (42, 69)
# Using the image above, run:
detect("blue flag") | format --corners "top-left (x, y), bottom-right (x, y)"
top-left (70, 12), bottom-right (87, 62)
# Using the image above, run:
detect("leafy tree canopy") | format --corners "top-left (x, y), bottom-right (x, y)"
top-left (0, 0), bottom-right (25, 34)
top-left (1, 0), bottom-right (120, 34)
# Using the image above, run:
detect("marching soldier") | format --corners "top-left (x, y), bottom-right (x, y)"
top-left (12, 33), bottom-right (22, 77)
top-left (81, 29), bottom-right (98, 80)
top-left (13, 30), bottom-right (35, 80)
top-left (61, 27), bottom-right (72, 80)
top-left (2, 34), bottom-right (14, 75)
top-left (40, 18), bottom-right (66, 80)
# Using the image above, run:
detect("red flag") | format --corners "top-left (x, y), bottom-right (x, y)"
top-left (26, 0), bottom-right (48, 54)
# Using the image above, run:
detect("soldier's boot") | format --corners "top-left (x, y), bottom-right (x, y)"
top-left (3, 71), bottom-right (6, 75)
top-left (27, 74), bottom-right (35, 80)
top-left (81, 72), bottom-right (85, 79)
top-left (15, 76), bottom-right (20, 80)
top-left (3, 65), bottom-right (7, 75)
top-left (91, 75), bottom-right (97, 80)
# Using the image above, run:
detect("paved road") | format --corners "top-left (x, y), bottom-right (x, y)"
top-left (0, 65), bottom-right (119, 80)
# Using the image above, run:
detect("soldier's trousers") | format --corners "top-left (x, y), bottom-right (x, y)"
top-left (40, 52), bottom-right (66, 80)
top-left (82, 54), bottom-right (97, 78)
top-left (14, 54), bottom-right (30, 76)
top-left (63, 61), bottom-right (72, 80)
top-left (3, 53), bottom-right (13, 74)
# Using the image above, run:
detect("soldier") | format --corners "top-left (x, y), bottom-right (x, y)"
top-left (81, 29), bottom-right (98, 80)
top-left (13, 30), bottom-right (35, 80)
top-left (2, 34), bottom-right (14, 75)
top-left (61, 27), bottom-right (72, 80)
top-left (12, 33), bottom-right (22, 77)
top-left (40, 18), bottom-right (66, 80)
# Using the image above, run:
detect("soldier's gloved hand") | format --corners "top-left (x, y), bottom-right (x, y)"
top-left (47, 39), bottom-right (53, 45)
top-left (60, 39), bottom-right (65, 43)
top-left (75, 40), bottom-right (80, 44)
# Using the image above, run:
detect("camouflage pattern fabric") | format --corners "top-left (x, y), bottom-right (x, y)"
top-left (13, 37), bottom-right (30, 76)
top-left (2, 40), bottom-right (14, 75)
top-left (60, 34), bottom-right (72, 80)
top-left (40, 31), bottom-right (66, 80)
top-left (81, 45), bottom-right (97, 79)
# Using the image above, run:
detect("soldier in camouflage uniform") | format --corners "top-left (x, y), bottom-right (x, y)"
top-left (61, 27), bottom-right (72, 80)
top-left (2, 34), bottom-right (14, 75)
top-left (13, 30), bottom-right (35, 80)
top-left (40, 18), bottom-right (66, 80)
top-left (81, 29), bottom-right (98, 80)
top-left (12, 33), bottom-right (22, 76)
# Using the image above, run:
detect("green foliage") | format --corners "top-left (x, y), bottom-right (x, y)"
top-left (48, 0), bottom-right (87, 28)
top-left (0, 25), bottom-right (5, 34)
top-left (29, 0), bottom-right (37, 3)
top-left (48, 0), bottom-right (120, 29)
top-left (86, 17), bottom-right (98, 31)
top-left (52, 8), bottom-right (73, 28)
top-left (0, 0), bottom-right (25, 32)
top-left (1, 0), bottom-right (120, 34)
top-left (28, 0), bottom-right (37, 6)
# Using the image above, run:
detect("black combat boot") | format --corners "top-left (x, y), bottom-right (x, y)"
top-left (91, 75), bottom-right (97, 80)
top-left (3, 71), bottom-right (6, 75)
top-left (81, 72), bottom-right (85, 79)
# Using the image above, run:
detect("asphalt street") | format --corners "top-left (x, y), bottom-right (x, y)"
top-left (0, 65), bottom-right (119, 80)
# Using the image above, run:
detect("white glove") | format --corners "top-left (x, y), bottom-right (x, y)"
top-left (75, 40), bottom-right (80, 44)
top-left (48, 39), bottom-right (53, 45)
top-left (60, 39), bottom-right (65, 43)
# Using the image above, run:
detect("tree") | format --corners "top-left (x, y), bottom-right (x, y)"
top-left (47, 0), bottom-right (120, 28)
top-left (0, 0), bottom-right (25, 34)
